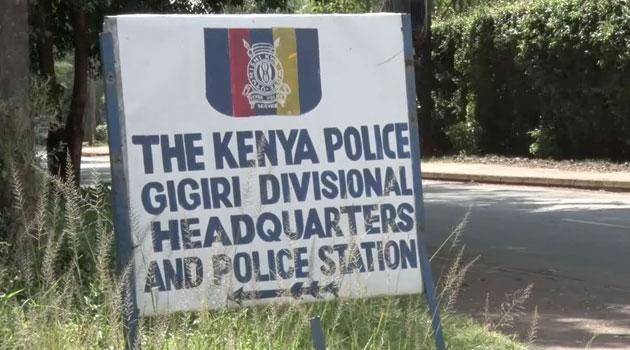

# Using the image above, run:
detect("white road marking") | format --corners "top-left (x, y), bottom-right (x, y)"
top-left (562, 218), bottom-right (630, 230)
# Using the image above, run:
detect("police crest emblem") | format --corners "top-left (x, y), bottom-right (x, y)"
top-left (204, 27), bottom-right (321, 117)
top-left (242, 39), bottom-right (291, 109)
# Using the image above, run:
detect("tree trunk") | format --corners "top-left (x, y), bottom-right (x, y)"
top-left (382, 0), bottom-right (434, 155)
top-left (62, 8), bottom-right (89, 185)
top-left (0, 0), bottom-right (30, 110)
top-left (34, 0), bottom-right (56, 82)
top-left (417, 2), bottom-right (434, 156)
top-left (0, 0), bottom-right (31, 213)
top-left (84, 77), bottom-right (97, 146)
top-left (34, 0), bottom-right (67, 175)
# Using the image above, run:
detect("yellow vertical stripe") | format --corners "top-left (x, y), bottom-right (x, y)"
top-left (273, 28), bottom-right (300, 116)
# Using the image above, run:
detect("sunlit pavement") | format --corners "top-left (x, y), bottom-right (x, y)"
top-left (80, 155), bottom-right (111, 186)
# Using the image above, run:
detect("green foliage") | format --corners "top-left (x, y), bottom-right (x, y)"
top-left (94, 123), bottom-right (108, 143)
top-left (0, 287), bottom-right (530, 349)
top-left (435, 0), bottom-right (541, 20)
top-left (30, 0), bottom-right (292, 77)
top-left (431, 0), bottom-right (630, 159)
top-left (433, 0), bottom-right (518, 20)
top-left (446, 120), bottom-right (480, 154)
top-left (300, 0), bottom-right (380, 14)
top-left (444, 93), bottom-right (481, 153)
top-left (527, 127), bottom-right (559, 158)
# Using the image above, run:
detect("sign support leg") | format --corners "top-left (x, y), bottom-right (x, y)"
top-left (418, 237), bottom-right (445, 349)
top-left (398, 8), bottom-right (446, 349)
top-left (100, 30), bottom-right (141, 350)
top-left (310, 316), bottom-right (327, 350)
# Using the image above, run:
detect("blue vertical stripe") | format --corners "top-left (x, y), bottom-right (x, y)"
top-left (100, 31), bottom-right (140, 346)
top-left (249, 29), bottom-right (276, 116)
top-left (205, 28), bottom-right (233, 116)
top-left (295, 29), bottom-right (321, 114)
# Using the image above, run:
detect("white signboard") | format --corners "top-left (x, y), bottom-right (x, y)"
top-left (103, 14), bottom-right (425, 316)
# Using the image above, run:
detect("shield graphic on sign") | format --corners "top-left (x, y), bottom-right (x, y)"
top-left (204, 28), bottom-right (322, 117)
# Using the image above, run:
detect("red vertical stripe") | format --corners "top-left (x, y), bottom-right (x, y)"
top-left (229, 29), bottom-right (255, 117)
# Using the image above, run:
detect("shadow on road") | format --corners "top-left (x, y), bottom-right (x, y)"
top-left (424, 181), bottom-right (630, 349)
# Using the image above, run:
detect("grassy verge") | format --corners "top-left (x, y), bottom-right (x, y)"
top-left (0, 292), bottom-right (528, 349)
top-left (0, 171), bottom-right (530, 349)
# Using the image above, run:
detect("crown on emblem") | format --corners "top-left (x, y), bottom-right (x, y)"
top-left (243, 38), bottom-right (280, 58)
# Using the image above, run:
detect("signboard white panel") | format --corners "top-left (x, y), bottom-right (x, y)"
top-left (103, 14), bottom-right (425, 316)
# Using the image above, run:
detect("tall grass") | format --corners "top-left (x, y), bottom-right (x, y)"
top-left (0, 167), bottom-right (530, 349)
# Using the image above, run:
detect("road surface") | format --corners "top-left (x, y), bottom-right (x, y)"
top-left (80, 161), bottom-right (630, 349)
top-left (80, 156), bottom-right (111, 186)
top-left (424, 180), bottom-right (630, 350)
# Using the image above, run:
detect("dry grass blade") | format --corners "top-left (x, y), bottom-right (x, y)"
top-left (95, 225), bottom-right (114, 290)
top-left (527, 305), bottom-right (539, 346)
top-left (430, 205), bottom-right (472, 262)
top-left (41, 228), bottom-right (62, 288)
top-left (483, 292), bottom-right (491, 327)
top-left (491, 283), bottom-right (534, 331)
top-left (10, 165), bottom-right (25, 215)
top-left (585, 333), bottom-right (599, 349)
top-left (439, 245), bottom-right (464, 301)
top-left (444, 254), bottom-right (479, 314)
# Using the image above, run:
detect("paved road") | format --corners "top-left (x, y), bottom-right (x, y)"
top-left (80, 161), bottom-right (630, 349)
top-left (423, 180), bottom-right (630, 349)
top-left (80, 156), bottom-right (111, 186)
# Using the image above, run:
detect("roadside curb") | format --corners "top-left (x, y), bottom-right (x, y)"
top-left (80, 153), bottom-right (630, 192)
top-left (422, 171), bottom-right (630, 192)
top-left (82, 145), bottom-right (110, 157)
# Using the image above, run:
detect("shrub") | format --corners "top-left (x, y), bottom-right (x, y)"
top-left (95, 123), bottom-right (108, 143)
top-left (430, 0), bottom-right (630, 160)
top-left (299, 0), bottom-right (381, 13)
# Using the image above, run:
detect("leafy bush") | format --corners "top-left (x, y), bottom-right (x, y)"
top-left (95, 123), bottom-right (108, 143)
top-left (433, 0), bottom-right (520, 20)
top-left (430, 0), bottom-right (630, 159)
top-left (299, 0), bottom-right (381, 13)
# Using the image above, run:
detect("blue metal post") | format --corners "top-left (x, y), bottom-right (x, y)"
top-left (100, 30), bottom-right (140, 350)
top-left (402, 14), bottom-right (446, 350)
top-left (310, 316), bottom-right (327, 350)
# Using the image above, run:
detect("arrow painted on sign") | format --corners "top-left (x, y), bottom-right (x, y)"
top-left (228, 281), bottom-right (339, 305)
